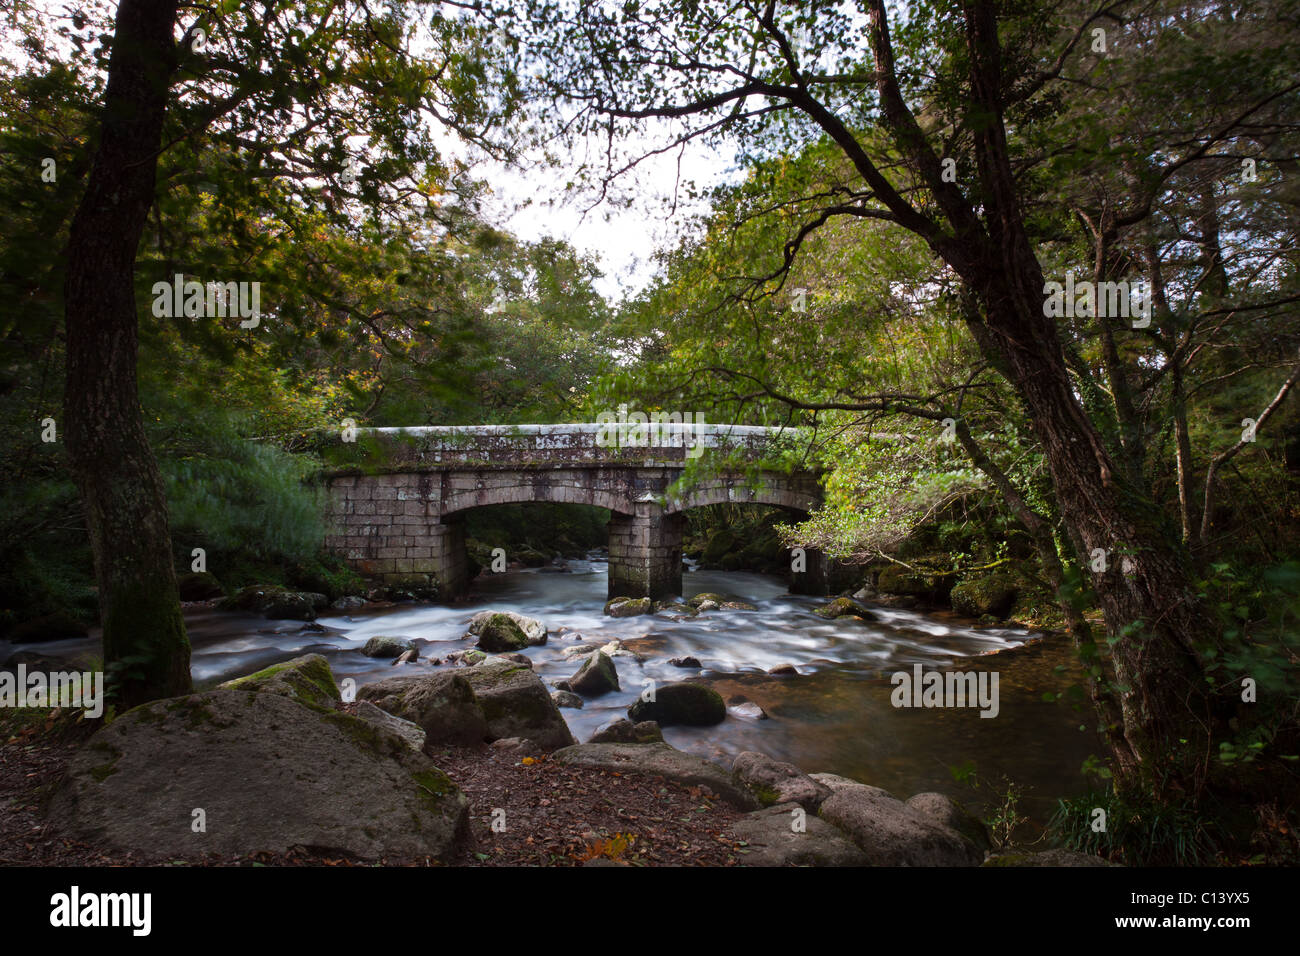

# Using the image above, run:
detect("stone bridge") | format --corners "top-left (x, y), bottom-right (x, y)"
top-left (319, 423), bottom-right (826, 599)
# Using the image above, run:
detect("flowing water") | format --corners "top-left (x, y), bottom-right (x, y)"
top-left (11, 554), bottom-right (1102, 824)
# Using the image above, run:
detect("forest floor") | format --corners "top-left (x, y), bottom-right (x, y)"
top-left (0, 709), bottom-right (745, 867)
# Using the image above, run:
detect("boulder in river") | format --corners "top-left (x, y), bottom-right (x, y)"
top-left (551, 690), bottom-right (584, 709)
top-left (217, 653), bottom-right (340, 711)
top-left (472, 613), bottom-right (532, 652)
top-left (568, 650), bottom-right (620, 697)
top-left (553, 742), bottom-right (757, 809)
top-left (220, 585), bottom-right (325, 622)
top-left (818, 784), bottom-right (984, 866)
top-left (812, 597), bottom-right (877, 620)
top-left (604, 597), bottom-right (652, 618)
top-left (687, 592), bottom-right (731, 608)
top-left (628, 681), bottom-right (726, 726)
top-left (357, 672), bottom-right (489, 746)
top-left (468, 610), bottom-right (547, 646)
top-left (362, 635), bottom-right (415, 658)
top-left (732, 802), bottom-right (870, 867)
top-left (463, 658), bottom-right (575, 751)
top-left (331, 595), bottom-right (367, 612)
top-left (47, 688), bottom-right (468, 861)
top-left (733, 751), bottom-right (830, 810)
top-left (668, 656), bottom-right (702, 669)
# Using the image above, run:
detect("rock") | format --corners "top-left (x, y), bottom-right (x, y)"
top-left (220, 585), bottom-right (319, 622)
top-left (733, 802), bottom-right (870, 867)
top-left (472, 613), bottom-right (531, 652)
top-left (818, 786), bottom-right (984, 866)
top-left (906, 792), bottom-right (992, 853)
top-left (604, 597), bottom-right (652, 618)
top-left (852, 586), bottom-right (877, 602)
top-left (463, 659), bottom-right (575, 751)
top-left (768, 664), bottom-right (799, 676)
top-left (552, 690), bottom-right (584, 709)
top-left (495, 652), bottom-right (533, 668)
top-left (5, 611), bottom-right (90, 644)
top-left (176, 571), bottom-right (224, 601)
top-left (982, 849), bottom-right (1121, 867)
top-left (654, 601), bottom-right (698, 617)
top-left (354, 700), bottom-right (427, 751)
top-left (687, 592), bottom-right (731, 608)
top-left (331, 595), bottom-right (366, 612)
top-left (393, 648), bottom-right (420, 665)
top-left (949, 575), bottom-right (1018, 619)
top-left (668, 656), bottom-right (702, 669)
top-left (217, 654), bottom-right (340, 711)
top-left (446, 649), bottom-right (489, 666)
top-left (810, 772), bottom-right (884, 795)
top-left (696, 600), bottom-right (721, 612)
top-left (628, 681), bottom-right (726, 726)
top-left (299, 622), bottom-right (327, 633)
top-left (560, 642), bottom-right (604, 658)
top-left (467, 610), bottom-right (547, 646)
top-left (733, 752), bottom-right (831, 810)
top-left (357, 672), bottom-right (489, 746)
top-left (813, 597), bottom-right (877, 620)
top-left (553, 742), bottom-right (758, 809)
top-left (361, 635), bottom-right (415, 658)
top-left (48, 689), bottom-right (468, 861)
top-left (589, 718), bottom-right (663, 744)
top-left (720, 601), bottom-right (757, 611)
top-left (568, 650), bottom-right (620, 697)
top-left (490, 737), bottom-right (538, 755)
top-left (728, 697), bottom-right (769, 720)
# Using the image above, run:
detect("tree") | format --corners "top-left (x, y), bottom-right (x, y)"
top-left (56, 0), bottom-right (512, 705)
top-left (503, 0), bottom-right (1300, 795)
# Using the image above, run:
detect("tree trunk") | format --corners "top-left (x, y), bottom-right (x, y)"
top-left (62, 0), bottom-right (191, 707)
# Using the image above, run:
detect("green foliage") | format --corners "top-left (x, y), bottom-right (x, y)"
top-left (1050, 788), bottom-right (1222, 867)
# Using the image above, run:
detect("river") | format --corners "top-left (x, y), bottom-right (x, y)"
top-left (173, 554), bottom-right (1101, 826)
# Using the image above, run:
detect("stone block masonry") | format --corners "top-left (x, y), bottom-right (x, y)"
top-left (320, 424), bottom-right (827, 599)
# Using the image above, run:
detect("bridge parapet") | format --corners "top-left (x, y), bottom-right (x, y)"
top-left (321, 422), bottom-right (811, 472)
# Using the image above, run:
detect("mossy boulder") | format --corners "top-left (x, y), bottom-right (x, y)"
top-left (357, 672), bottom-right (489, 746)
top-left (48, 689), bottom-right (468, 861)
top-left (463, 659), bottom-right (575, 751)
top-left (177, 571), bottom-right (224, 601)
top-left (604, 596), bottom-right (652, 618)
top-left (949, 575), bottom-right (1018, 619)
top-left (467, 610), bottom-right (547, 646)
top-left (627, 681), bottom-right (726, 726)
top-left (568, 650), bottom-right (620, 697)
top-left (217, 653), bottom-right (340, 711)
top-left (361, 635), bottom-right (416, 658)
top-left (813, 597), bottom-right (877, 620)
top-left (687, 592), bottom-right (731, 608)
top-left (473, 613), bottom-right (530, 652)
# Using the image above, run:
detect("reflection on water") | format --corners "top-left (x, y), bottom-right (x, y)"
top-left (12, 555), bottom-right (1102, 822)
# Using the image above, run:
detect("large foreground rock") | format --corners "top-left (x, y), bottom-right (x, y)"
top-left (553, 742), bottom-right (758, 809)
top-left (463, 659), bottom-right (575, 750)
top-left (818, 785), bottom-right (984, 866)
top-left (906, 792), bottom-right (992, 853)
top-left (357, 672), bottom-right (488, 746)
top-left (733, 802), bottom-right (870, 866)
top-left (217, 654), bottom-right (340, 710)
top-left (627, 681), bottom-right (725, 726)
top-left (48, 689), bottom-right (468, 861)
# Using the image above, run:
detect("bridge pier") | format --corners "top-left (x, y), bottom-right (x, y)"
top-left (607, 501), bottom-right (684, 600)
